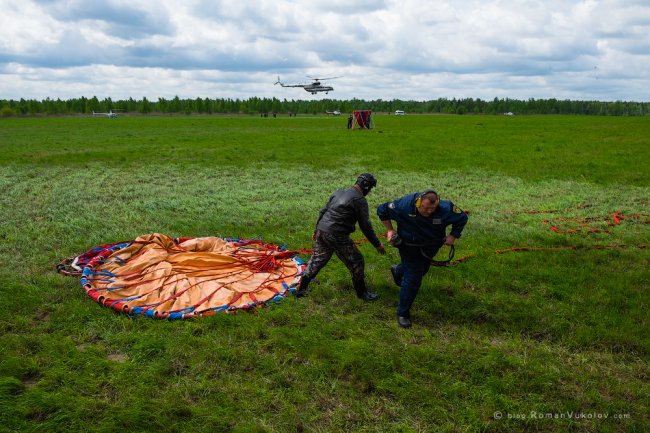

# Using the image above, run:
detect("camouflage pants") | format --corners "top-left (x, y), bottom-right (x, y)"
top-left (304, 231), bottom-right (365, 282)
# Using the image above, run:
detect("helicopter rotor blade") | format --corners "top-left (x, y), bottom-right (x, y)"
top-left (307, 76), bottom-right (342, 81)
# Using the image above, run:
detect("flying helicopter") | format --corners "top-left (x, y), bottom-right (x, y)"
top-left (92, 109), bottom-right (122, 118)
top-left (275, 76), bottom-right (340, 95)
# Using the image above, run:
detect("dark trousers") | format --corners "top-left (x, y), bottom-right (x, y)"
top-left (394, 245), bottom-right (438, 318)
top-left (304, 231), bottom-right (365, 283)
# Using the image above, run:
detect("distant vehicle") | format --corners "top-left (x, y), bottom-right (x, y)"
top-left (275, 76), bottom-right (340, 95)
top-left (394, 110), bottom-right (405, 115)
top-left (92, 109), bottom-right (121, 118)
top-left (503, 112), bottom-right (514, 116)
top-left (325, 110), bottom-right (341, 116)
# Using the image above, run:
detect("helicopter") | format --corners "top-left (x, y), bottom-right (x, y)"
top-left (92, 109), bottom-right (122, 118)
top-left (275, 76), bottom-right (340, 94)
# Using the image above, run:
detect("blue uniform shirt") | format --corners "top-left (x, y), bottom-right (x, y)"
top-left (377, 192), bottom-right (468, 248)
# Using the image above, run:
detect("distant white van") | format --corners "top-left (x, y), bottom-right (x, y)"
top-left (394, 110), bottom-right (405, 115)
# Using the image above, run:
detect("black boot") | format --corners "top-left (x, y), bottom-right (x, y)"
top-left (353, 279), bottom-right (378, 302)
top-left (390, 264), bottom-right (402, 287)
top-left (294, 275), bottom-right (311, 298)
top-left (397, 316), bottom-right (412, 328)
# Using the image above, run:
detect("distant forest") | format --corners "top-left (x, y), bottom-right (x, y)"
top-left (1, 96), bottom-right (648, 116)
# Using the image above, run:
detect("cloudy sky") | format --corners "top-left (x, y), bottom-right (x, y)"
top-left (1, 0), bottom-right (648, 101)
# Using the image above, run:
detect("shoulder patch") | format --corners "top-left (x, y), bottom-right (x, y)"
top-left (453, 205), bottom-right (462, 214)
top-left (388, 202), bottom-right (395, 209)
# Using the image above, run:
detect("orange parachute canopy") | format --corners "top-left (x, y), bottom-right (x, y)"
top-left (63, 233), bottom-right (305, 319)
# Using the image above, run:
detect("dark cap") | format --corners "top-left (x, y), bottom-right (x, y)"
top-left (356, 173), bottom-right (377, 193)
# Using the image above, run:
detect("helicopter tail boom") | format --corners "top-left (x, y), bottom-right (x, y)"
top-left (275, 76), bottom-right (305, 88)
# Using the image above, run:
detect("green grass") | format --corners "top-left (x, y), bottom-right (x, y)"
top-left (0, 114), bottom-right (648, 432)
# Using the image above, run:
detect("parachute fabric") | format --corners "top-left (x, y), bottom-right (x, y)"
top-left (64, 233), bottom-right (305, 319)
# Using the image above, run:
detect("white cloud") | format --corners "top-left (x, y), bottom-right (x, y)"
top-left (0, 0), bottom-right (648, 101)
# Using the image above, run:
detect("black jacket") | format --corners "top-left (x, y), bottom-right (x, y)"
top-left (315, 187), bottom-right (381, 247)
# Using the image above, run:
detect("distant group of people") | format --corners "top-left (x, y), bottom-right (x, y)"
top-left (295, 173), bottom-right (468, 328)
top-left (260, 112), bottom-right (297, 117)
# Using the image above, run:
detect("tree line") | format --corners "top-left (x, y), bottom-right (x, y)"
top-left (1, 95), bottom-right (648, 116)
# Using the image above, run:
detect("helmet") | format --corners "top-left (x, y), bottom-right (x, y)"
top-left (356, 173), bottom-right (377, 194)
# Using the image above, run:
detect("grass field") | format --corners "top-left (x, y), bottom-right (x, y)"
top-left (0, 114), bottom-right (648, 432)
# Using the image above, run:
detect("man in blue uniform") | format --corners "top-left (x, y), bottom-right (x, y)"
top-left (295, 173), bottom-right (386, 301)
top-left (377, 190), bottom-right (468, 328)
